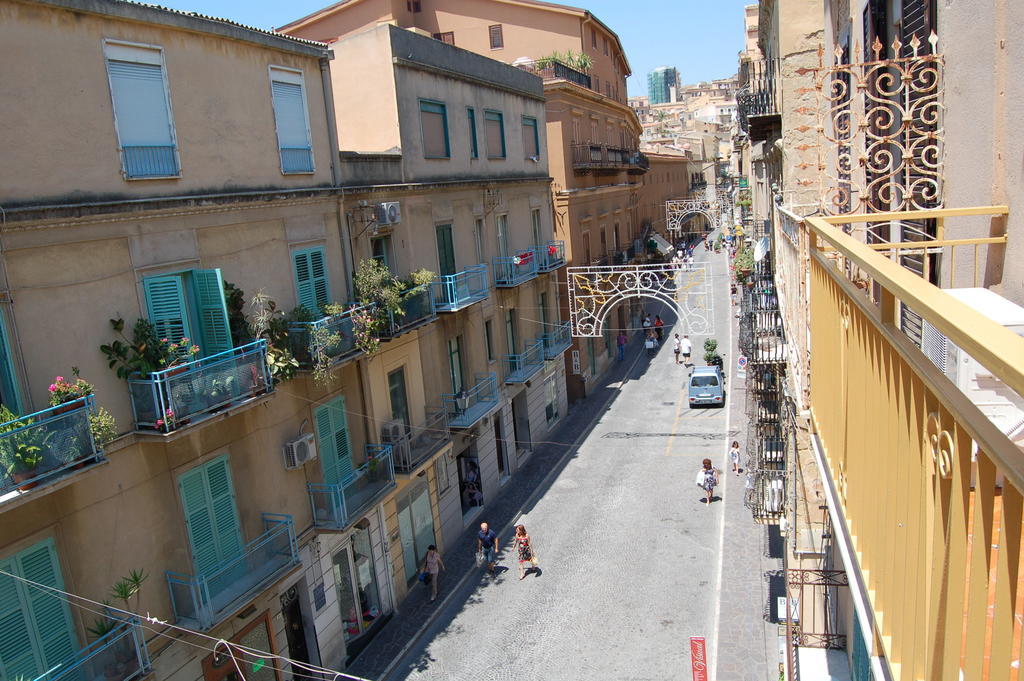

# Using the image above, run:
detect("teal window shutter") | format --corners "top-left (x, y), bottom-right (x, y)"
top-left (316, 396), bottom-right (352, 485)
top-left (191, 269), bottom-right (232, 356)
top-left (144, 275), bottom-right (190, 345)
top-left (179, 456), bottom-right (243, 575)
top-left (0, 539), bottom-right (77, 680)
top-left (0, 313), bottom-right (22, 414)
top-left (293, 247), bottom-right (330, 313)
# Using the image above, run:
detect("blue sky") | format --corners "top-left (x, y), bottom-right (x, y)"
top-left (160, 0), bottom-right (750, 96)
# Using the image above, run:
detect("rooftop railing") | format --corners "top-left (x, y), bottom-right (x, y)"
top-left (571, 143), bottom-right (645, 174)
top-left (288, 304), bottom-right (370, 370)
top-left (516, 59), bottom-right (592, 90)
top-left (430, 265), bottom-right (489, 312)
top-left (390, 408), bottom-right (451, 474)
top-left (502, 340), bottom-right (545, 384)
top-left (534, 241), bottom-right (566, 271)
top-left (308, 446), bottom-right (396, 529)
top-left (128, 340), bottom-right (272, 433)
top-left (801, 206), bottom-right (1023, 679)
top-left (0, 396), bottom-right (102, 499)
top-left (493, 252), bottom-right (539, 287)
top-left (540, 321), bottom-right (573, 359)
top-left (166, 513), bottom-right (298, 630)
top-left (383, 288), bottom-right (436, 338)
top-left (36, 619), bottom-right (150, 681)
top-left (442, 373), bottom-right (498, 429)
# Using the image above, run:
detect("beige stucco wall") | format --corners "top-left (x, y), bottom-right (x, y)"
top-left (0, 1), bottom-right (334, 205)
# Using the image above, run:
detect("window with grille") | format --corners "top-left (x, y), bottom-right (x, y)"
top-left (488, 24), bottom-right (503, 49)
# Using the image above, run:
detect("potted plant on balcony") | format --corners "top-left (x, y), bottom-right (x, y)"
top-left (248, 289), bottom-right (298, 387)
top-left (5, 427), bottom-right (51, 492)
top-left (47, 367), bottom-right (94, 413)
top-left (100, 318), bottom-right (175, 380)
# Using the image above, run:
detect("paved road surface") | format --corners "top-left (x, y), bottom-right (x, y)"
top-left (380, 244), bottom-right (747, 681)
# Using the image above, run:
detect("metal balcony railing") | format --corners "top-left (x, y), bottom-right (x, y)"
top-left (430, 265), bottom-right (489, 312)
top-left (442, 373), bottom-right (498, 429)
top-left (35, 619), bottom-right (150, 681)
top-left (502, 340), bottom-right (545, 384)
top-left (166, 513), bottom-right (298, 630)
top-left (308, 446), bottom-right (396, 529)
top-left (516, 59), bottom-right (592, 90)
top-left (288, 305), bottom-right (370, 369)
top-left (801, 206), bottom-right (1024, 679)
top-left (0, 396), bottom-right (102, 498)
top-left (390, 408), bottom-right (451, 474)
top-left (128, 340), bottom-right (273, 433)
top-left (494, 252), bottom-right (539, 287)
top-left (540, 321), bottom-right (572, 359)
top-left (121, 145), bottom-right (178, 178)
top-left (383, 288), bottom-right (436, 338)
top-left (534, 241), bottom-right (566, 271)
top-left (737, 58), bottom-right (780, 133)
top-left (571, 144), bottom-right (645, 174)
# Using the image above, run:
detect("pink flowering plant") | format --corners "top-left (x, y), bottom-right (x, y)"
top-left (155, 408), bottom-right (177, 432)
top-left (164, 337), bottom-right (201, 366)
top-left (48, 367), bottom-right (94, 406)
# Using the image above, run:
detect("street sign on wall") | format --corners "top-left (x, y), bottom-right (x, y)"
top-left (571, 350), bottom-right (581, 375)
top-left (689, 636), bottom-right (708, 681)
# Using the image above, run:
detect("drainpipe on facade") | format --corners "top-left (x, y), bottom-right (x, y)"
top-left (320, 54), bottom-right (355, 301)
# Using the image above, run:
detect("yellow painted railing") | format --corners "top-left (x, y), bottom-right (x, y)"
top-left (803, 207), bottom-right (1024, 681)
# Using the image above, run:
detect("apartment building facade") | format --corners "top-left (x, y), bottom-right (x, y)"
top-left (283, 0), bottom-right (648, 402)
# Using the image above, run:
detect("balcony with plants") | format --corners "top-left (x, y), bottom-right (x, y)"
top-left (442, 373), bottom-right (499, 429)
top-left (1, 370), bottom-right (120, 503)
top-left (287, 302), bottom-right (369, 376)
top-left (308, 444), bottom-right (397, 529)
top-left (430, 264), bottom-right (489, 313)
top-left (166, 513), bottom-right (299, 631)
top-left (38, 618), bottom-right (150, 681)
top-left (502, 340), bottom-right (545, 384)
top-left (381, 268), bottom-right (438, 339)
top-left (516, 51), bottom-right (593, 90)
top-left (493, 250), bottom-right (539, 288)
top-left (540, 321), bottom-right (573, 359)
top-left (534, 241), bottom-right (566, 272)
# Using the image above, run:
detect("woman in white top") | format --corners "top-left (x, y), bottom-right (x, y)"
top-left (729, 440), bottom-right (742, 475)
top-left (422, 545), bottom-right (445, 602)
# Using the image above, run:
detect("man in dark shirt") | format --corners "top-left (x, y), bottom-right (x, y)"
top-left (477, 522), bottom-right (499, 574)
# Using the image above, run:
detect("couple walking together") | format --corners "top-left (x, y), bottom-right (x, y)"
top-left (478, 522), bottom-right (539, 580)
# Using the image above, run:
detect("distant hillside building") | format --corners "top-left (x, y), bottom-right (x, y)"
top-left (648, 65), bottom-right (680, 104)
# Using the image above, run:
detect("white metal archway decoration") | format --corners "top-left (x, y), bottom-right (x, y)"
top-left (666, 189), bottom-right (735, 233)
top-left (567, 263), bottom-right (713, 337)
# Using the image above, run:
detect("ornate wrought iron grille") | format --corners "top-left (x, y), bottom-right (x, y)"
top-left (665, 190), bottom-right (734, 234)
top-left (812, 34), bottom-right (943, 215)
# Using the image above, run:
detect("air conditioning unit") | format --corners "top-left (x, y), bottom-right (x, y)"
top-left (283, 433), bottom-right (317, 470)
top-left (380, 419), bottom-right (410, 466)
top-left (921, 288), bottom-right (1024, 437)
top-left (376, 201), bottom-right (401, 225)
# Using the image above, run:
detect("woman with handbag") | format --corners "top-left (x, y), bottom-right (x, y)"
top-left (421, 545), bottom-right (445, 602)
top-left (513, 524), bottom-right (537, 580)
top-left (695, 458), bottom-right (720, 505)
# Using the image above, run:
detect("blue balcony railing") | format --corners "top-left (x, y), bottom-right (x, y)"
top-left (280, 146), bottom-right (314, 173)
top-left (288, 305), bottom-right (370, 369)
top-left (166, 513), bottom-right (298, 630)
top-left (540, 321), bottom-right (573, 359)
top-left (122, 145), bottom-right (179, 178)
top-left (1, 396), bottom-right (102, 498)
top-left (442, 373), bottom-right (499, 429)
top-left (390, 408), bottom-right (451, 474)
top-left (308, 446), bottom-right (397, 529)
top-left (36, 619), bottom-right (150, 681)
top-left (534, 241), bottom-right (566, 271)
top-left (493, 252), bottom-right (539, 287)
top-left (503, 340), bottom-right (545, 383)
top-left (128, 340), bottom-right (273, 433)
top-left (384, 288), bottom-right (436, 338)
top-left (430, 265), bottom-right (489, 312)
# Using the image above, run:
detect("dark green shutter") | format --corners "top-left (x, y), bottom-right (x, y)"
top-left (0, 313), bottom-right (22, 414)
top-left (179, 456), bottom-right (243, 575)
top-left (192, 269), bottom-right (232, 356)
top-left (293, 247), bottom-right (330, 313)
top-left (435, 225), bottom-right (455, 276)
top-left (144, 275), bottom-right (190, 345)
top-left (316, 397), bottom-right (352, 485)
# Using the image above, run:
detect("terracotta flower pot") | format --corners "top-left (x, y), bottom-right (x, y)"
top-left (11, 468), bottom-right (39, 491)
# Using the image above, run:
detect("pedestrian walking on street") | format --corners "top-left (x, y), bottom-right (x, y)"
top-left (477, 522), bottom-right (499, 574)
top-left (673, 333), bottom-right (682, 364)
top-left (514, 524), bottom-right (538, 580)
top-left (645, 329), bottom-right (658, 357)
top-left (642, 314), bottom-right (652, 334)
top-left (421, 544), bottom-right (446, 602)
top-left (695, 458), bottom-right (720, 505)
top-left (730, 441), bottom-right (742, 476)
top-left (680, 335), bottom-right (692, 366)
top-left (616, 330), bottom-right (627, 361)
top-left (654, 315), bottom-right (664, 342)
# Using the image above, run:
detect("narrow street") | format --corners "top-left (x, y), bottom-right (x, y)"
top-left (364, 243), bottom-right (772, 681)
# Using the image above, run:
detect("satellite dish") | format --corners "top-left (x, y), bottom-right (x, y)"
top-left (754, 236), bottom-right (770, 261)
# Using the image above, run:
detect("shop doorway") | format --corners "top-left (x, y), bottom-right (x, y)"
top-left (332, 523), bottom-right (385, 657)
top-left (457, 450), bottom-right (483, 520)
top-left (280, 585), bottom-right (318, 680)
top-left (512, 392), bottom-right (532, 454)
top-left (494, 416), bottom-right (510, 485)
top-left (397, 483), bottom-right (437, 585)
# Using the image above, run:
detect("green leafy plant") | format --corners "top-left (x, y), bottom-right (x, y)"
top-left (249, 290), bottom-right (298, 385)
top-left (223, 281), bottom-right (251, 347)
top-left (87, 569), bottom-right (148, 641)
top-left (86, 608), bottom-right (118, 640)
top-left (703, 338), bottom-right (722, 366)
top-left (100, 318), bottom-right (175, 379)
top-left (407, 268), bottom-right (437, 290)
top-left (89, 407), bottom-right (119, 447)
top-left (350, 305), bottom-right (383, 358)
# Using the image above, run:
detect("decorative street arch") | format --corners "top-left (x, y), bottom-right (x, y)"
top-left (567, 263), bottom-right (713, 337)
top-left (666, 189), bottom-right (735, 233)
